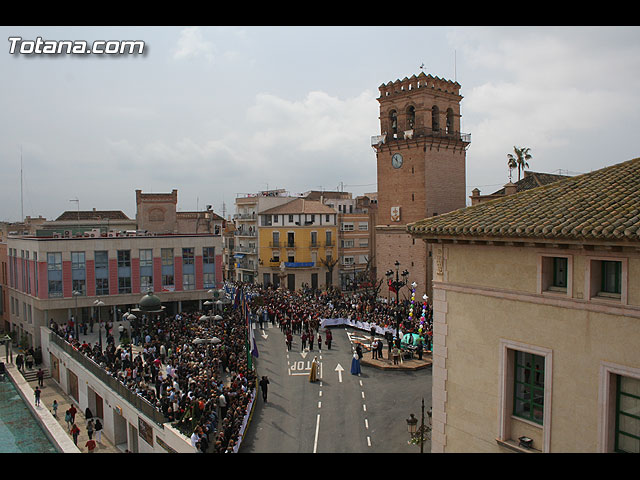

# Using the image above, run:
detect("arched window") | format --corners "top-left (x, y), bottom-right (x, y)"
top-left (431, 106), bottom-right (439, 132)
top-left (389, 110), bottom-right (398, 135)
top-left (406, 106), bottom-right (415, 130)
top-left (446, 108), bottom-right (454, 134)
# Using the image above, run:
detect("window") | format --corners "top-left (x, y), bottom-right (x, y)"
top-left (432, 105), bottom-right (440, 131)
top-left (407, 105), bottom-right (415, 130)
top-left (139, 249), bottom-right (153, 292)
top-left (117, 250), bottom-right (131, 293)
top-left (446, 108), bottom-right (454, 134)
top-left (601, 261), bottom-right (621, 295)
top-left (513, 351), bottom-right (545, 425)
top-left (95, 251), bottom-right (109, 295)
top-left (47, 252), bottom-right (62, 298)
top-left (289, 215), bottom-right (294, 223)
top-left (615, 375), bottom-right (640, 453)
top-left (182, 247), bottom-right (194, 265)
top-left (540, 254), bottom-right (572, 296)
top-left (342, 239), bottom-right (354, 248)
top-left (183, 274), bottom-right (195, 290)
top-left (71, 252), bottom-right (86, 296)
top-left (343, 256), bottom-right (354, 266)
top-left (118, 276), bottom-right (131, 294)
top-left (272, 232), bottom-right (280, 248)
top-left (161, 248), bottom-right (174, 289)
top-left (341, 223), bottom-right (354, 231)
top-left (203, 247), bottom-right (215, 264)
top-left (71, 251), bottom-right (85, 270)
top-left (325, 231), bottom-right (333, 247)
top-left (310, 231), bottom-right (318, 247)
top-left (117, 250), bottom-right (131, 268)
top-left (161, 248), bottom-right (173, 266)
top-left (203, 272), bottom-right (215, 288)
top-left (141, 274), bottom-right (153, 292)
top-left (139, 249), bottom-right (153, 267)
top-left (498, 340), bottom-right (552, 452)
top-left (552, 257), bottom-right (567, 289)
top-left (358, 222), bottom-right (369, 231)
top-left (588, 258), bottom-right (626, 302)
top-left (389, 110), bottom-right (398, 135)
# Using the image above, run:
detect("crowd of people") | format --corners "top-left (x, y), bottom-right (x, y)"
top-left (51, 302), bottom-right (256, 453)
top-left (251, 284), bottom-right (434, 350)
top-left (47, 282), bottom-right (432, 453)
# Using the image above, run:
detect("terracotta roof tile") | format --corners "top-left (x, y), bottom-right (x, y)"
top-left (408, 158), bottom-right (640, 243)
top-left (260, 198), bottom-right (336, 215)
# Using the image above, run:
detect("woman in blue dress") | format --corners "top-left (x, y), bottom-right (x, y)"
top-left (350, 352), bottom-right (361, 376)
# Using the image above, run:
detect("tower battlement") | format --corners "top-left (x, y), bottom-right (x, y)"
top-left (378, 72), bottom-right (461, 99)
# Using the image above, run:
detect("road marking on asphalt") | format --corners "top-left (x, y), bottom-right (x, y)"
top-left (313, 414), bottom-right (320, 453)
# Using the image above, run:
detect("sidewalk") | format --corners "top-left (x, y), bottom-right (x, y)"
top-left (3, 353), bottom-right (121, 454)
top-left (361, 352), bottom-right (432, 370)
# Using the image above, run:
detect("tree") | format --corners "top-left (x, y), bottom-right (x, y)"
top-left (319, 256), bottom-right (339, 289)
top-left (507, 146), bottom-right (532, 182)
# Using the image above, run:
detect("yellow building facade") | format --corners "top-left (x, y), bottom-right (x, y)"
top-left (409, 158), bottom-right (640, 453)
top-left (258, 198), bottom-right (337, 291)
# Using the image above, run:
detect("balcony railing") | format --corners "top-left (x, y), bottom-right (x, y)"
top-left (234, 230), bottom-right (257, 237)
top-left (269, 241), bottom-right (296, 248)
top-left (234, 245), bottom-right (257, 254)
top-left (49, 332), bottom-right (167, 426)
top-left (233, 213), bottom-right (257, 221)
top-left (371, 128), bottom-right (471, 145)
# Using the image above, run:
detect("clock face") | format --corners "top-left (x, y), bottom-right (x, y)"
top-left (391, 153), bottom-right (403, 169)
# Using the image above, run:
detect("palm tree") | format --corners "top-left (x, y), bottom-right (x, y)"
top-left (507, 146), bottom-right (532, 182)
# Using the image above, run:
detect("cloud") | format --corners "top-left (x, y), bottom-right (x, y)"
top-left (452, 27), bottom-right (640, 182)
top-left (172, 26), bottom-right (215, 62)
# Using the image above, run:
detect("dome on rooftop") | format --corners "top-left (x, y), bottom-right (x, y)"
top-left (137, 291), bottom-right (163, 313)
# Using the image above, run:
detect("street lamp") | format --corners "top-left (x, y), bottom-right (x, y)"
top-left (125, 312), bottom-right (136, 357)
top-left (385, 260), bottom-right (409, 343)
top-left (73, 290), bottom-right (82, 339)
top-left (406, 398), bottom-right (432, 453)
top-left (93, 299), bottom-right (105, 351)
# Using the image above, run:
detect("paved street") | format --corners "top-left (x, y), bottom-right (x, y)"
top-left (240, 321), bottom-right (432, 453)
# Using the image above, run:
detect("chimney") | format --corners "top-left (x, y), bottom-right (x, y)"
top-left (503, 182), bottom-right (517, 196)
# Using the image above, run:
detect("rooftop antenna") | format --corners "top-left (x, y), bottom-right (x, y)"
top-left (69, 197), bottom-right (80, 226)
top-left (454, 49), bottom-right (457, 82)
top-left (20, 146), bottom-right (23, 222)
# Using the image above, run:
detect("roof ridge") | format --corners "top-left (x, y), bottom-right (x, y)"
top-left (408, 157), bottom-right (640, 243)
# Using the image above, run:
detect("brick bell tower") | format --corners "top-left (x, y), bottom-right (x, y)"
top-left (373, 72), bottom-right (470, 302)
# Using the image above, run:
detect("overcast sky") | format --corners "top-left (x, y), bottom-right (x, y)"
top-left (2, 26), bottom-right (639, 222)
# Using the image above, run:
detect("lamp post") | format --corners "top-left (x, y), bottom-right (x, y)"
top-left (385, 260), bottom-right (409, 343)
top-left (125, 312), bottom-right (136, 358)
top-left (93, 299), bottom-right (105, 351)
top-left (406, 397), bottom-right (432, 453)
top-left (73, 290), bottom-right (81, 339)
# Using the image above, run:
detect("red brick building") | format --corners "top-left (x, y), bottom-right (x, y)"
top-left (372, 72), bottom-right (470, 300)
